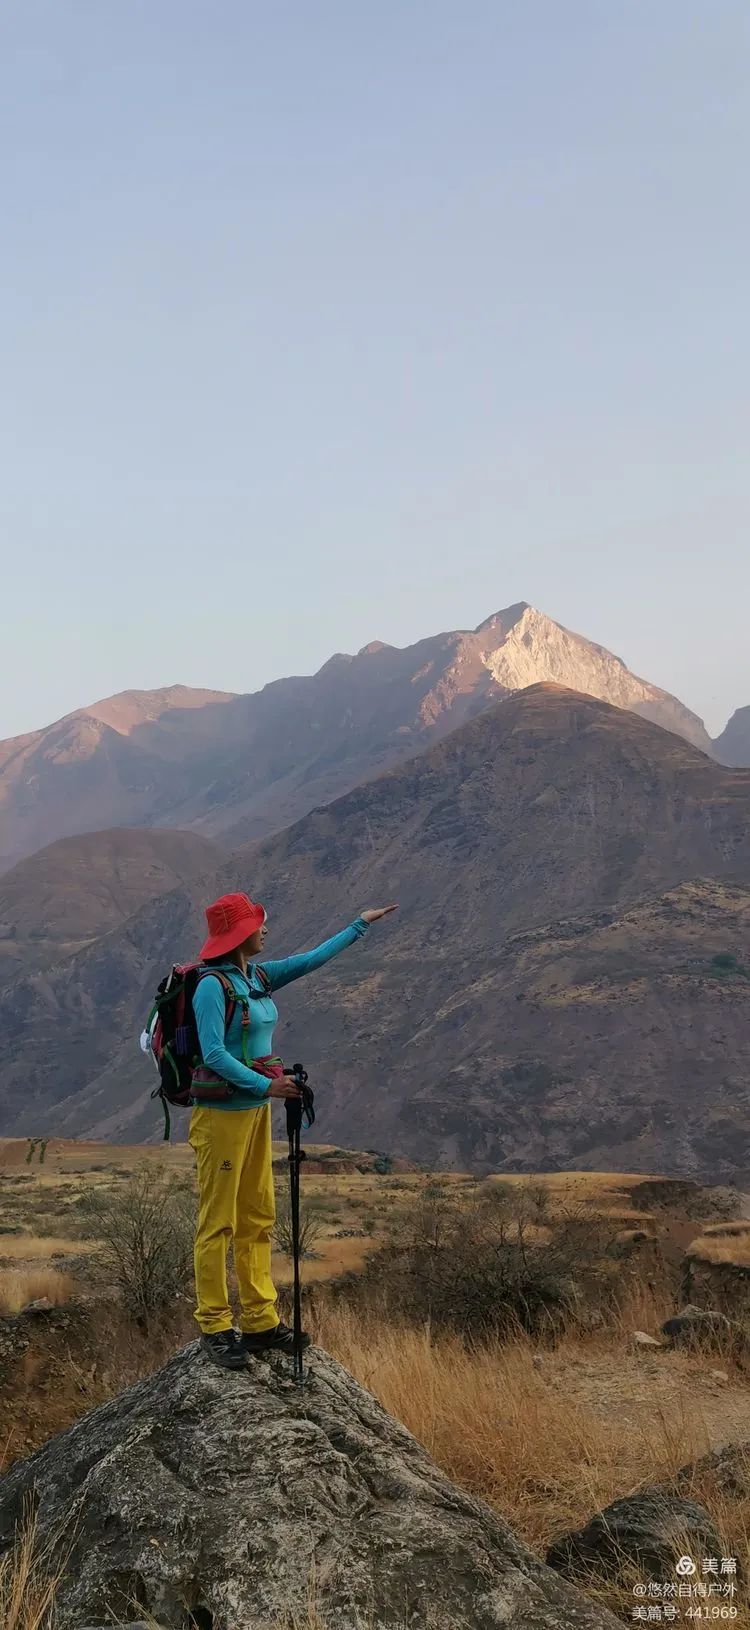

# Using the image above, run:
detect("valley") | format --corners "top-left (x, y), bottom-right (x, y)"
top-left (1, 685), bottom-right (749, 1184)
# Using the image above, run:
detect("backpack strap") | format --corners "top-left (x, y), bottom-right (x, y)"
top-left (195, 969), bottom-right (238, 1026)
top-left (195, 964), bottom-right (273, 1069)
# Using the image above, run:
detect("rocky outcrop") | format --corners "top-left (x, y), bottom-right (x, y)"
top-left (629, 1178), bottom-right (742, 1221)
top-left (661, 1304), bottom-right (735, 1348)
top-left (684, 1255), bottom-right (750, 1323)
top-left (546, 1489), bottom-right (722, 1587)
top-left (675, 1440), bottom-right (750, 1500)
top-left (0, 1341), bottom-right (623, 1629)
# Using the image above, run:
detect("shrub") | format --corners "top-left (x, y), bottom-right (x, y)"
top-left (78, 1164), bottom-right (194, 1322)
top-left (356, 1181), bottom-right (619, 1340)
top-left (372, 1153), bottom-right (393, 1175)
top-left (710, 951), bottom-right (749, 979)
top-left (24, 1138), bottom-right (48, 1167)
top-left (273, 1186), bottom-right (324, 1258)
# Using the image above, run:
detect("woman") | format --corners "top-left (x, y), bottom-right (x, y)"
top-left (190, 890), bottom-right (397, 1368)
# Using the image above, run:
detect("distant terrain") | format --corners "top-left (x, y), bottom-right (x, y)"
top-left (0, 827), bottom-right (219, 982)
top-left (714, 705), bottom-right (750, 768)
top-left (0, 601), bottom-right (722, 871)
top-left (2, 685), bottom-right (749, 1181)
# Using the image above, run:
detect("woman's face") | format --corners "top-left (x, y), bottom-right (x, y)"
top-left (243, 918), bottom-right (268, 956)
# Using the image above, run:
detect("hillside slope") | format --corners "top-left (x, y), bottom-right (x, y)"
top-left (714, 705), bottom-right (750, 767)
top-left (0, 603), bottom-right (710, 869)
top-left (0, 827), bottom-right (220, 982)
top-left (0, 686), bottom-right (748, 1179)
top-left (0, 685), bottom-right (235, 871)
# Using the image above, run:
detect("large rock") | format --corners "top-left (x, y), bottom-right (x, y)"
top-left (675, 1440), bottom-right (750, 1501)
top-left (661, 1303), bottom-right (735, 1348)
top-left (0, 1341), bottom-right (623, 1629)
top-left (546, 1489), bottom-right (722, 1586)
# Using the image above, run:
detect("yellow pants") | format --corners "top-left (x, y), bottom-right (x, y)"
top-left (188, 1103), bottom-right (279, 1336)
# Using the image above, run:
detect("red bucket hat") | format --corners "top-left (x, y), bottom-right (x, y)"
top-left (199, 892), bottom-right (267, 960)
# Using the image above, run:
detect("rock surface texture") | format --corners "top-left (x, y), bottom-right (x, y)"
top-left (0, 1341), bottom-right (623, 1629)
top-left (546, 1489), bottom-right (722, 1586)
top-left (675, 1439), bottom-right (750, 1500)
top-left (661, 1304), bottom-right (735, 1348)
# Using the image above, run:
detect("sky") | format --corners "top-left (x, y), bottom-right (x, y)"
top-left (1, 1), bottom-right (748, 739)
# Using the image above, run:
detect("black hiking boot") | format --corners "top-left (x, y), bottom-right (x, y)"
top-left (239, 1321), bottom-right (311, 1356)
top-left (200, 1329), bottom-right (249, 1369)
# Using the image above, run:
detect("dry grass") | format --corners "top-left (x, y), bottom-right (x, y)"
top-left (690, 1232), bottom-right (750, 1266)
top-left (0, 1269), bottom-right (76, 1315)
top-left (0, 1512), bottom-right (62, 1629)
top-left (272, 1235), bottom-right (373, 1284)
top-left (313, 1302), bottom-right (750, 1570)
top-left (0, 1236), bottom-right (96, 1261)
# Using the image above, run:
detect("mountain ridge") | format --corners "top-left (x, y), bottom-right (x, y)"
top-left (0, 602), bottom-right (715, 871)
top-left (2, 684), bottom-right (749, 1179)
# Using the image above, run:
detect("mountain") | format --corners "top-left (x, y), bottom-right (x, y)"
top-left (0, 827), bottom-right (220, 983)
top-left (0, 685), bottom-right (235, 873)
top-left (1, 685), bottom-right (748, 1182)
top-left (0, 603), bottom-right (711, 871)
top-left (713, 706), bottom-right (750, 767)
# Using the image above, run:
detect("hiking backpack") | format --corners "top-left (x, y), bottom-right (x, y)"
top-left (141, 961), bottom-right (273, 1139)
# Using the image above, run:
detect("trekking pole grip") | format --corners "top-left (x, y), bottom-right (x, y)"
top-left (285, 1094), bottom-right (303, 1139)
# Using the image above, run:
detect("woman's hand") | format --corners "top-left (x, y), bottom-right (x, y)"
top-left (359, 905), bottom-right (398, 924)
top-left (265, 1075), bottom-right (302, 1100)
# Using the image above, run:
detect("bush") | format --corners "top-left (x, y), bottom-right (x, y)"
top-left (357, 1181), bottom-right (619, 1341)
top-left (273, 1186), bottom-right (324, 1258)
top-left (372, 1153), bottom-right (393, 1175)
top-left (79, 1164), bottom-right (194, 1322)
top-left (711, 952), bottom-right (749, 979)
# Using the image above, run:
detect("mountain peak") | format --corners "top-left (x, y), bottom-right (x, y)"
top-left (357, 639), bottom-right (393, 657)
top-left (80, 685), bottom-right (236, 736)
top-left (0, 601), bottom-right (717, 871)
top-left (474, 601), bottom-right (531, 636)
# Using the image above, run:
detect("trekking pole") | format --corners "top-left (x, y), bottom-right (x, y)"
top-left (285, 1089), bottom-right (305, 1385)
top-left (285, 1063), bottom-right (314, 1386)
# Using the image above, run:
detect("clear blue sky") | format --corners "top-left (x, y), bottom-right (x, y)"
top-left (2, 1), bottom-right (748, 738)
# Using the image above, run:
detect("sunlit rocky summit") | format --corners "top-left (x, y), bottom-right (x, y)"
top-left (0, 601), bottom-right (717, 871)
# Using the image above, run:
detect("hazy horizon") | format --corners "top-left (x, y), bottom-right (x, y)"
top-left (3, 2), bottom-right (748, 739)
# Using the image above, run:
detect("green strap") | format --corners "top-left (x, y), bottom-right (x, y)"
top-left (239, 999), bottom-right (251, 1067)
top-left (160, 1092), bottom-right (171, 1142)
top-left (165, 1046), bottom-right (180, 1084)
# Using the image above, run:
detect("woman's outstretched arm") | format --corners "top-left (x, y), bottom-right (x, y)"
top-left (260, 905), bottom-right (397, 992)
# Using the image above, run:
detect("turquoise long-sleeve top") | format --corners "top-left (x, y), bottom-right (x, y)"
top-left (191, 917), bottom-right (369, 1108)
